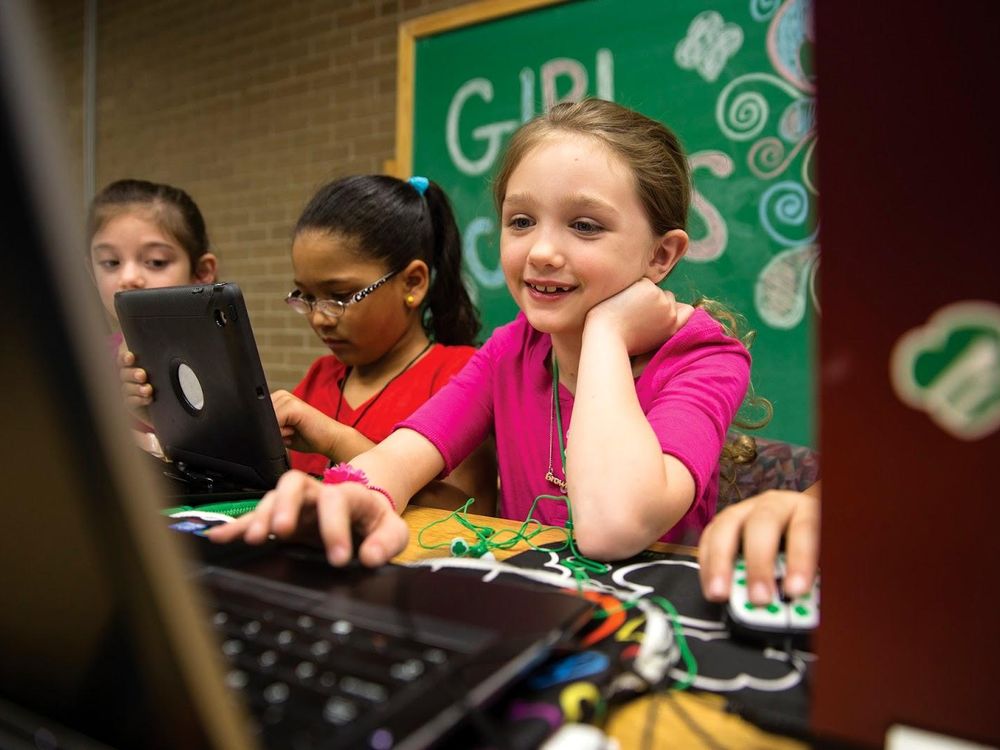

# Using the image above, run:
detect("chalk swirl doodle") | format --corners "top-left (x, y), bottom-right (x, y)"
top-left (779, 94), bottom-right (815, 141)
top-left (755, 243), bottom-right (819, 330)
top-left (747, 132), bottom-right (811, 181)
top-left (745, 95), bottom-right (816, 181)
top-left (750, 0), bottom-right (783, 22)
top-left (801, 136), bottom-right (818, 195)
top-left (758, 180), bottom-right (815, 247)
top-left (715, 72), bottom-right (804, 142)
top-left (768, 0), bottom-right (815, 94)
top-left (809, 255), bottom-right (820, 316)
top-left (462, 216), bottom-right (506, 290)
top-left (718, 1), bottom-right (818, 328)
top-left (687, 150), bottom-right (735, 262)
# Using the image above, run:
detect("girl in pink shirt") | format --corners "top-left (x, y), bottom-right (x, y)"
top-left (212, 99), bottom-right (752, 562)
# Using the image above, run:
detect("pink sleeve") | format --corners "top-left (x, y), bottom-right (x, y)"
top-left (396, 336), bottom-right (502, 476)
top-left (646, 336), bottom-right (751, 509)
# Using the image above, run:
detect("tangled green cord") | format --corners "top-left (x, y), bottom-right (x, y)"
top-left (416, 494), bottom-right (611, 586)
top-left (415, 494), bottom-right (698, 691)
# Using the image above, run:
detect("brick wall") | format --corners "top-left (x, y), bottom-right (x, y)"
top-left (37, 0), bottom-right (471, 390)
top-left (34, 0), bottom-right (86, 198)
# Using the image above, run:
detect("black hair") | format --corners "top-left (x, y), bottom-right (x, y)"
top-left (87, 178), bottom-right (210, 264)
top-left (294, 175), bottom-right (480, 346)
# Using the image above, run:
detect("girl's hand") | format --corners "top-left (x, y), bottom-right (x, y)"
top-left (117, 345), bottom-right (153, 423)
top-left (585, 279), bottom-right (693, 356)
top-left (206, 469), bottom-right (409, 567)
top-left (698, 489), bottom-right (820, 605)
top-left (271, 390), bottom-right (340, 456)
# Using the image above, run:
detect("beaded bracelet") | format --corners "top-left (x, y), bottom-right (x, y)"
top-left (322, 463), bottom-right (396, 511)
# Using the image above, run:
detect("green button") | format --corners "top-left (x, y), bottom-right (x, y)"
top-left (736, 577), bottom-right (746, 586)
top-left (743, 601), bottom-right (756, 611)
top-left (766, 603), bottom-right (780, 614)
top-left (794, 604), bottom-right (809, 617)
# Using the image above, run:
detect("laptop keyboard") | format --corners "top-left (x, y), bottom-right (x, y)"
top-left (203, 576), bottom-right (465, 750)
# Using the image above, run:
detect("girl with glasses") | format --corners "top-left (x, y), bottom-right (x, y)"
top-left (273, 175), bottom-right (497, 510)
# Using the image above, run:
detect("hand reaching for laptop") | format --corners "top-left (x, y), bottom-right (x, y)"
top-left (206, 469), bottom-right (410, 567)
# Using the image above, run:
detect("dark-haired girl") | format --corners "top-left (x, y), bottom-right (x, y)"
top-left (89, 178), bottom-right (218, 329)
top-left (90, 178), bottom-right (218, 452)
top-left (274, 175), bottom-right (496, 507)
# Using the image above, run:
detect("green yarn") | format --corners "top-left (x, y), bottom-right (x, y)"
top-left (650, 595), bottom-right (698, 691)
top-left (416, 494), bottom-right (611, 586)
top-left (415, 494), bottom-right (698, 691)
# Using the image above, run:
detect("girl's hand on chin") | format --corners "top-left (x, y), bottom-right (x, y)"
top-left (586, 279), bottom-right (693, 355)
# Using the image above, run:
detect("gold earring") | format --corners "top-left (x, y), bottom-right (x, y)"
top-left (405, 294), bottom-right (415, 306)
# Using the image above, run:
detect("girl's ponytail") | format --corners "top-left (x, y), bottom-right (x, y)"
top-left (422, 181), bottom-right (480, 346)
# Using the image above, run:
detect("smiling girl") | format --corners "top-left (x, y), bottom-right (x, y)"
top-left (211, 100), bottom-right (752, 565)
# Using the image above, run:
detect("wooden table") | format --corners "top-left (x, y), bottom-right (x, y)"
top-left (394, 505), bottom-right (698, 562)
top-left (394, 506), bottom-right (808, 749)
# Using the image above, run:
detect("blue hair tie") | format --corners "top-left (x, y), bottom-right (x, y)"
top-left (407, 176), bottom-right (429, 196)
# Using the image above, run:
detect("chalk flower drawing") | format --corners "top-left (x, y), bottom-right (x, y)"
top-left (675, 11), bottom-right (744, 84)
top-left (693, 0), bottom-right (818, 329)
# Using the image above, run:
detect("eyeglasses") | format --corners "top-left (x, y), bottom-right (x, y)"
top-left (285, 268), bottom-right (399, 319)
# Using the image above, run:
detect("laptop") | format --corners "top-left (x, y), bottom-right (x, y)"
top-left (115, 282), bottom-right (290, 492)
top-left (0, 5), bottom-right (593, 748)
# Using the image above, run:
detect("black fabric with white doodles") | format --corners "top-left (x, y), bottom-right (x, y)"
top-left (422, 545), bottom-right (812, 748)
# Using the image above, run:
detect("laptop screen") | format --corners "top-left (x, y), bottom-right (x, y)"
top-left (0, 3), bottom-right (254, 746)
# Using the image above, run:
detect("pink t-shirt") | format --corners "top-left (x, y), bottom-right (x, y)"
top-left (398, 310), bottom-right (751, 544)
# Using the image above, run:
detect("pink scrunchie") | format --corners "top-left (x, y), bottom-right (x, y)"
top-left (322, 463), bottom-right (396, 511)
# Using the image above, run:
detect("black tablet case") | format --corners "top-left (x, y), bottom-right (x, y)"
top-left (115, 283), bottom-right (289, 489)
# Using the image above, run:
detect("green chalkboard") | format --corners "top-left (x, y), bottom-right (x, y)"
top-left (397, 0), bottom-right (817, 446)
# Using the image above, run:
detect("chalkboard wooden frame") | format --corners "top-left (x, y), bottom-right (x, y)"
top-left (394, 0), bottom-right (565, 177)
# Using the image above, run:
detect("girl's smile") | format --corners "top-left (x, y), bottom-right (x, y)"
top-left (524, 277), bottom-right (577, 301)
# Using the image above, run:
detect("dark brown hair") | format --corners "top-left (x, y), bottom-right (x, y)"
top-left (295, 175), bottom-right (480, 346)
top-left (87, 179), bottom-right (210, 267)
